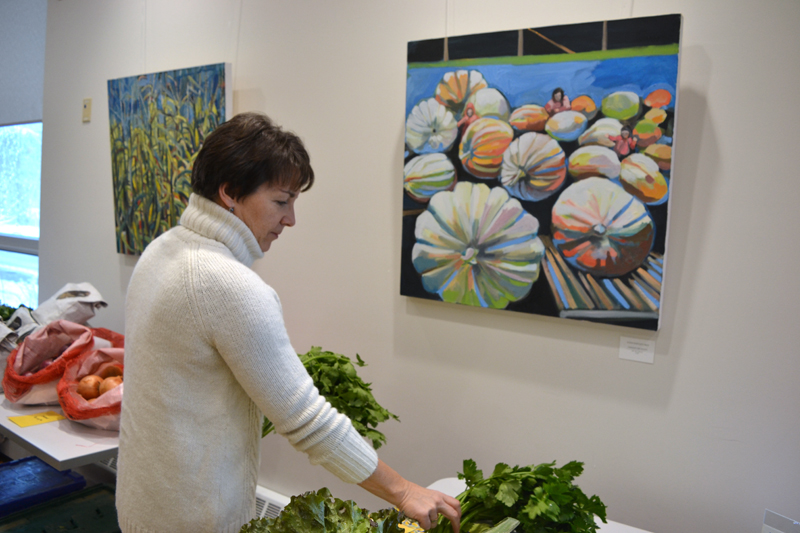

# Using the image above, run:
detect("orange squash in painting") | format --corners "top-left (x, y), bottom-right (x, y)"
top-left (509, 104), bottom-right (549, 132)
top-left (552, 178), bottom-right (654, 277)
top-left (458, 117), bottom-right (514, 179)
top-left (644, 89), bottom-right (672, 109)
top-left (571, 95), bottom-right (598, 120)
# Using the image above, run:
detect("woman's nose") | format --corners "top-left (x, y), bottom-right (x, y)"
top-left (282, 206), bottom-right (296, 227)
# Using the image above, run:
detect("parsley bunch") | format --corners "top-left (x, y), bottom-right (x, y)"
top-left (431, 459), bottom-right (607, 533)
top-left (262, 346), bottom-right (400, 449)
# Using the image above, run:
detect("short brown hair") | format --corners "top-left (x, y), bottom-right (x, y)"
top-left (191, 112), bottom-right (314, 201)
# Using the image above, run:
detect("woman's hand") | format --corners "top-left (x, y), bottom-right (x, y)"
top-left (359, 459), bottom-right (461, 532)
top-left (397, 483), bottom-right (461, 531)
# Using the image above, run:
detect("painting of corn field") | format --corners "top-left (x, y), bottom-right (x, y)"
top-left (107, 63), bottom-right (231, 255)
top-left (401, 15), bottom-right (681, 331)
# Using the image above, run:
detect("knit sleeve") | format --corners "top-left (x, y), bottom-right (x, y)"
top-left (190, 256), bottom-right (378, 483)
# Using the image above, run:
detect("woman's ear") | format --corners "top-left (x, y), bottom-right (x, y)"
top-left (218, 184), bottom-right (234, 210)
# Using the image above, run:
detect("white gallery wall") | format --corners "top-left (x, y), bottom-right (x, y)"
top-left (37, 0), bottom-right (799, 531)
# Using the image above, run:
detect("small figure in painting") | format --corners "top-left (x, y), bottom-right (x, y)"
top-left (609, 125), bottom-right (639, 159)
top-left (545, 87), bottom-right (571, 115)
top-left (457, 102), bottom-right (479, 130)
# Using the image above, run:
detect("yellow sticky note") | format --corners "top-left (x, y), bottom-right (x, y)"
top-left (8, 411), bottom-right (66, 428)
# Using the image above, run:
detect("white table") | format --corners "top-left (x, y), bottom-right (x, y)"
top-left (427, 478), bottom-right (653, 533)
top-left (0, 398), bottom-right (118, 470)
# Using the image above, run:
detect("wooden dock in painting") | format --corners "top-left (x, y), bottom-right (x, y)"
top-left (540, 235), bottom-right (662, 321)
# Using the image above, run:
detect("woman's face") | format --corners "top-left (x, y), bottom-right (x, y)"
top-left (234, 182), bottom-right (298, 252)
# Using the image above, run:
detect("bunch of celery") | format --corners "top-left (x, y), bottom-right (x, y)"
top-left (431, 459), bottom-right (607, 533)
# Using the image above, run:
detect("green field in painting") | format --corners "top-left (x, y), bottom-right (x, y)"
top-left (107, 64), bottom-right (226, 255)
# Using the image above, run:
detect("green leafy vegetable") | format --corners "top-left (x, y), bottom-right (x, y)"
top-left (239, 488), bottom-right (405, 533)
top-left (262, 347), bottom-right (400, 449)
top-left (431, 459), bottom-right (607, 533)
top-left (0, 303), bottom-right (27, 322)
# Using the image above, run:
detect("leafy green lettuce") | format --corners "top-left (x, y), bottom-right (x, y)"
top-left (239, 488), bottom-right (404, 533)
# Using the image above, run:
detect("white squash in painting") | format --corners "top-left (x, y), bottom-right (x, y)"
top-left (412, 182), bottom-right (544, 309)
top-left (403, 154), bottom-right (456, 203)
top-left (465, 88), bottom-right (511, 121)
top-left (405, 98), bottom-right (458, 154)
top-left (578, 117), bottom-right (623, 148)
top-left (551, 177), bottom-right (654, 277)
top-left (500, 132), bottom-right (566, 201)
top-left (545, 110), bottom-right (588, 142)
top-left (567, 145), bottom-right (621, 180)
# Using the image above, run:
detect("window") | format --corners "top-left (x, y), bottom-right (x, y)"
top-left (0, 122), bottom-right (42, 308)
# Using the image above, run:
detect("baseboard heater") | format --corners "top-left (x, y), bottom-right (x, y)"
top-left (98, 455), bottom-right (290, 519)
top-left (255, 485), bottom-right (290, 519)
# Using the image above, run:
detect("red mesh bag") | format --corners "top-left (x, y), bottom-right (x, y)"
top-left (2, 320), bottom-right (94, 405)
top-left (57, 346), bottom-right (124, 431)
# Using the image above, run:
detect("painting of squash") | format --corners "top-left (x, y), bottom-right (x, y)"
top-left (551, 178), bottom-right (654, 277)
top-left (458, 117), bottom-right (514, 179)
top-left (500, 132), bottom-right (566, 202)
top-left (412, 182), bottom-right (545, 309)
top-left (403, 14), bottom-right (681, 330)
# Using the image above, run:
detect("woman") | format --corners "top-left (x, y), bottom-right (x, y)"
top-left (609, 125), bottom-right (639, 158)
top-left (544, 87), bottom-right (571, 115)
top-left (116, 112), bottom-right (460, 533)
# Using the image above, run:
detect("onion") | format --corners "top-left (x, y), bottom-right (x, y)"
top-left (99, 364), bottom-right (123, 379)
top-left (77, 375), bottom-right (103, 400)
top-left (99, 376), bottom-right (123, 396)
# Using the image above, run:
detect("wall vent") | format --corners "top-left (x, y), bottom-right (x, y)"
top-left (255, 485), bottom-right (290, 519)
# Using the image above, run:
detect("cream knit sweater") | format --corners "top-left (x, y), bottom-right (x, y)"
top-left (116, 194), bottom-right (378, 533)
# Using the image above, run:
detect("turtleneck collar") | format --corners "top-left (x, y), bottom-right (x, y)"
top-left (179, 193), bottom-right (264, 267)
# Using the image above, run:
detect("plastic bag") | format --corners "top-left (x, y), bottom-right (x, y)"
top-left (32, 282), bottom-right (108, 326)
top-left (2, 320), bottom-right (102, 405)
top-left (57, 345), bottom-right (124, 431)
top-left (0, 322), bottom-right (17, 393)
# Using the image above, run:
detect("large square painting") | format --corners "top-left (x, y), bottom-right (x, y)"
top-left (401, 15), bottom-right (681, 331)
top-left (108, 63), bottom-right (231, 255)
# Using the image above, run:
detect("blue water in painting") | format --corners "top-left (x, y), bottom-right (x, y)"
top-left (406, 55), bottom-right (678, 116)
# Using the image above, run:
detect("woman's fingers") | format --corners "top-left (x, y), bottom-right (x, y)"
top-left (438, 495), bottom-right (461, 532)
top-left (414, 493), bottom-right (460, 532)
